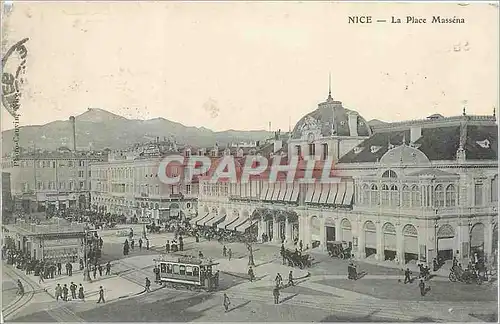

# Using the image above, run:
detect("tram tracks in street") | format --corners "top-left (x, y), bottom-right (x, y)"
top-left (2, 265), bottom-right (37, 321)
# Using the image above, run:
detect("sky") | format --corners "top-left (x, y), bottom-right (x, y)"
top-left (1, 2), bottom-right (498, 132)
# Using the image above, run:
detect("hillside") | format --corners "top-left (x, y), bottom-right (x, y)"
top-left (1, 108), bottom-right (272, 153)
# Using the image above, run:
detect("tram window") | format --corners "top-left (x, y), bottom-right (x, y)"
top-left (166, 264), bottom-right (173, 274)
top-left (161, 264), bottom-right (166, 273)
top-left (193, 267), bottom-right (199, 276)
top-left (179, 265), bottom-right (186, 275)
top-left (173, 265), bottom-right (180, 274)
top-left (186, 266), bottom-right (193, 276)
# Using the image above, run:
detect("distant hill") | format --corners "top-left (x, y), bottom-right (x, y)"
top-left (1, 108), bottom-right (272, 153)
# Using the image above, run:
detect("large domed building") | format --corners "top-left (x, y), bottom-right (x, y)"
top-left (288, 90), bottom-right (372, 162)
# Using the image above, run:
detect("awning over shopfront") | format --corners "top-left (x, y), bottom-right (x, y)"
top-left (189, 213), bottom-right (208, 225)
top-left (205, 213), bottom-right (226, 227)
top-left (227, 218), bottom-right (247, 231)
top-left (235, 219), bottom-right (255, 233)
top-left (202, 214), bottom-right (216, 226)
top-left (217, 214), bottom-right (239, 230)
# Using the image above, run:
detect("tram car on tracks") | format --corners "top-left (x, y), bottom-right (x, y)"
top-left (154, 255), bottom-right (220, 292)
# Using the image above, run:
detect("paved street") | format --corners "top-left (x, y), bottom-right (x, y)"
top-left (4, 231), bottom-right (498, 322)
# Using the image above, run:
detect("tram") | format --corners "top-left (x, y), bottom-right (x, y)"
top-left (154, 255), bottom-right (220, 292)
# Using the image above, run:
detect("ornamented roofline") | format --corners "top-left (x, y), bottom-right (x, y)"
top-left (371, 115), bottom-right (496, 132)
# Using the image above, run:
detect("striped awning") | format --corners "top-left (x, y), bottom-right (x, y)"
top-left (202, 214), bottom-right (216, 226)
top-left (235, 220), bottom-right (255, 233)
top-left (217, 215), bottom-right (239, 230)
top-left (189, 213), bottom-right (208, 225)
top-left (227, 218), bottom-right (247, 231)
top-left (205, 213), bottom-right (226, 227)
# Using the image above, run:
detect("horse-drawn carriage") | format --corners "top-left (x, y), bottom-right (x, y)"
top-left (449, 265), bottom-right (483, 285)
top-left (146, 223), bottom-right (162, 234)
top-left (326, 241), bottom-right (351, 259)
top-left (282, 249), bottom-right (313, 269)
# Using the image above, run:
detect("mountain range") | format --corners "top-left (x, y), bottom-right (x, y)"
top-left (1, 108), bottom-right (273, 154)
top-left (1, 108), bottom-right (386, 154)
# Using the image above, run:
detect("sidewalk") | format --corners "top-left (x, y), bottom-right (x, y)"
top-left (9, 263), bottom-right (145, 302)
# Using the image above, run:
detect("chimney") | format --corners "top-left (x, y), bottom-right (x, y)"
top-left (347, 111), bottom-right (358, 136)
top-left (410, 126), bottom-right (422, 143)
top-left (69, 116), bottom-right (76, 152)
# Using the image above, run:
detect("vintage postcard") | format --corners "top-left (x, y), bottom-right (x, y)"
top-left (1, 1), bottom-right (498, 323)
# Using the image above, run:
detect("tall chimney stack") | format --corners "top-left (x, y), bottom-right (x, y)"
top-left (69, 116), bottom-right (76, 152)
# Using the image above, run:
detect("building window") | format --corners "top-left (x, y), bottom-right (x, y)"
top-left (370, 184), bottom-right (379, 205)
top-left (80, 181), bottom-right (85, 190)
top-left (492, 175), bottom-right (498, 202)
top-left (362, 184), bottom-right (369, 205)
top-left (308, 143), bottom-right (315, 156)
top-left (69, 182), bottom-right (74, 190)
top-left (381, 184), bottom-right (390, 205)
top-left (52, 161), bottom-right (56, 168)
top-left (88, 170), bottom-right (91, 177)
top-left (296, 145), bottom-right (301, 157)
top-left (434, 184), bottom-right (445, 207)
top-left (411, 185), bottom-right (421, 207)
top-left (37, 181), bottom-right (42, 190)
top-left (185, 150), bottom-right (191, 157)
top-left (402, 185), bottom-right (410, 207)
top-left (322, 143), bottom-right (328, 160)
top-left (390, 184), bottom-right (399, 206)
top-left (79, 160), bottom-right (85, 167)
top-left (78, 170), bottom-right (84, 177)
top-left (382, 170), bottom-right (397, 178)
top-left (186, 184), bottom-right (191, 195)
top-left (445, 184), bottom-right (456, 206)
top-left (474, 183), bottom-right (483, 206)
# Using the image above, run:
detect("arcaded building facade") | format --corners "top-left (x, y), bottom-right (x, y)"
top-left (196, 92), bottom-right (498, 266)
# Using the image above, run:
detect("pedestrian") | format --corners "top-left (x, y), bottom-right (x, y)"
top-left (146, 239), bottom-right (150, 250)
top-left (199, 251), bottom-right (204, 258)
top-left (273, 286), bottom-right (280, 304)
top-left (55, 283), bottom-right (62, 301)
top-left (62, 284), bottom-right (69, 301)
top-left (139, 238), bottom-right (143, 250)
top-left (97, 286), bottom-right (105, 304)
top-left (99, 237), bottom-right (104, 249)
top-left (131, 238), bottom-right (135, 250)
top-left (17, 279), bottom-right (24, 296)
top-left (98, 264), bottom-right (103, 277)
top-left (299, 240), bottom-right (303, 252)
top-left (39, 271), bottom-right (45, 284)
top-left (223, 245), bottom-right (227, 257)
top-left (57, 261), bottom-right (62, 275)
top-left (93, 266), bottom-right (97, 279)
top-left (106, 261), bottom-right (111, 275)
top-left (419, 279), bottom-right (426, 296)
top-left (145, 277), bottom-right (151, 292)
top-left (275, 273), bottom-right (282, 288)
top-left (154, 266), bottom-right (160, 283)
top-left (166, 241), bottom-right (170, 253)
top-left (404, 268), bottom-right (412, 284)
top-left (223, 293), bottom-right (231, 312)
top-left (68, 262), bottom-right (73, 276)
top-left (228, 248), bottom-right (232, 261)
top-left (70, 282), bottom-right (77, 300)
top-left (78, 284), bottom-right (85, 301)
top-left (179, 236), bottom-right (184, 251)
top-left (288, 270), bottom-right (294, 286)
top-left (281, 244), bottom-right (286, 265)
top-left (79, 258), bottom-right (84, 270)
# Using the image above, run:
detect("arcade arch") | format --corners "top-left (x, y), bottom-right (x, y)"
top-left (470, 223), bottom-right (485, 256)
top-left (403, 224), bottom-right (418, 263)
top-left (437, 224), bottom-right (455, 261)
top-left (382, 222), bottom-right (396, 260)
top-left (364, 221), bottom-right (377, 257)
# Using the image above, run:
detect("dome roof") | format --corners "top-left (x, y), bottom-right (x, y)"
top-left (380, 145), bottom-right (430, 165)
top-left (291, 95), bottom-right (371, 139)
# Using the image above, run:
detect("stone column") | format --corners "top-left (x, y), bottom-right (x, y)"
top-left (357, 220), bottom-right (365, 259)
top-left (376, 221), bottom-right (384, 261)
top-left (335, 218), bottom-right (341, 241)
top-left (257, 218), bottom-right (264, 242)
top-left (320, 218), bottom-right (327, 251)
top-left (272, 217), bottom-right (279, 243)
top-left (284, 217), bottom-right (290, 243)
top-left (396, 225), bottom-right (404, 265)
top-left (484, 222), bottom-right (493, 258)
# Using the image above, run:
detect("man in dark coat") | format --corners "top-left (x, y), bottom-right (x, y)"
top-left (273, 286), bottom-right (280, 304)
top-left (97, 286), bottom-right (105, 303)
top-left (78, 284), bottom-right (85, 300)
top-left (179, 236), bottom-right (184, 251)
top-left (106, 261), bottom-right (111, 275)
top-left (145, 277), bottom-right (151, 292)
top-left (139, 238), bottom-right (143, 250)
top-left (98, 264), bottom-right (103, 276)
top-left (404, 268), bottom-right (412, 284)
top-left (419, 279), bottom-right (426, 296)
top-left (70, 282), bottom-right (77, 300)
top-left (57, 262), bottom-right (62, 275)
top-left (154, 266), bottom-right (160, 283)
top-left (62, 284), bottom-right (69, 301)
top-left (93, 266), bottom-right (97, 279)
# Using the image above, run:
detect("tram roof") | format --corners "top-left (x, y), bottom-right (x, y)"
top-left (153, 255), bottom-right (219, 266)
